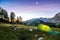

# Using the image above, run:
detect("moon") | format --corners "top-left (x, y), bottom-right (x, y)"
top-left (35, 1), bottom-right (39, 5)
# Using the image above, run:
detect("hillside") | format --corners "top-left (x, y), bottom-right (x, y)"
top-left (0, 23), bottom-right (60, 40)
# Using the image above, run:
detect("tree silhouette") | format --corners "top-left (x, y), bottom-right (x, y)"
top-left (16, 16), bottom-right (22, 24)
top-left (0, 7), bottom-right (8, 20)
top-left (3, 10), bottom-right (8, 20)
top-left (16, 17), bottom-right (19, 23)
top-left (0, 7), bottom-right (9, 23)
top-left (19, 16), bottom-right (22, 23)
top-left (10, 12), bottom-right (15, 23)
top-left (0, 8), bottom-right (4, 19)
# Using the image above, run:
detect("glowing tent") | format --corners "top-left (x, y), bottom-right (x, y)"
top-left (37, 24), bottom-right (58, 35)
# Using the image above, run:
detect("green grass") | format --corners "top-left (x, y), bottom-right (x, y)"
top-left (0, 23), bottom-right (60, 40)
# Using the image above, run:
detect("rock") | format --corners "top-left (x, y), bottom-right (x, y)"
top-left (11, 26), bottom-right (17, 30)
top-left (35, 34), bottom-right (38, 37)
top-left (34, 27), bottom-right (37, 30)
top-left (29, 28), bottom-right (33, 32)
top-left (38, 37), bottom-right (43, 40)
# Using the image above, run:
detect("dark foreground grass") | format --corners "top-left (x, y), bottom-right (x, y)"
top-left (0, 25), bottom-right (60, 40)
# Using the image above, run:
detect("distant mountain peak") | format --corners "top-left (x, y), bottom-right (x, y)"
top-left (51, 12), bottom-right (60, 24)
top-left (53, 12), bottom-right (60, 20)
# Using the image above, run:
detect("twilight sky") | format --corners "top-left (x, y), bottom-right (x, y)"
top-left (0, 0), bottom-right (60, 21)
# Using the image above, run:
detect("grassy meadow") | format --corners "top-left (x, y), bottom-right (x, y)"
top-left (0, 23), bottom-right (60, 40)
